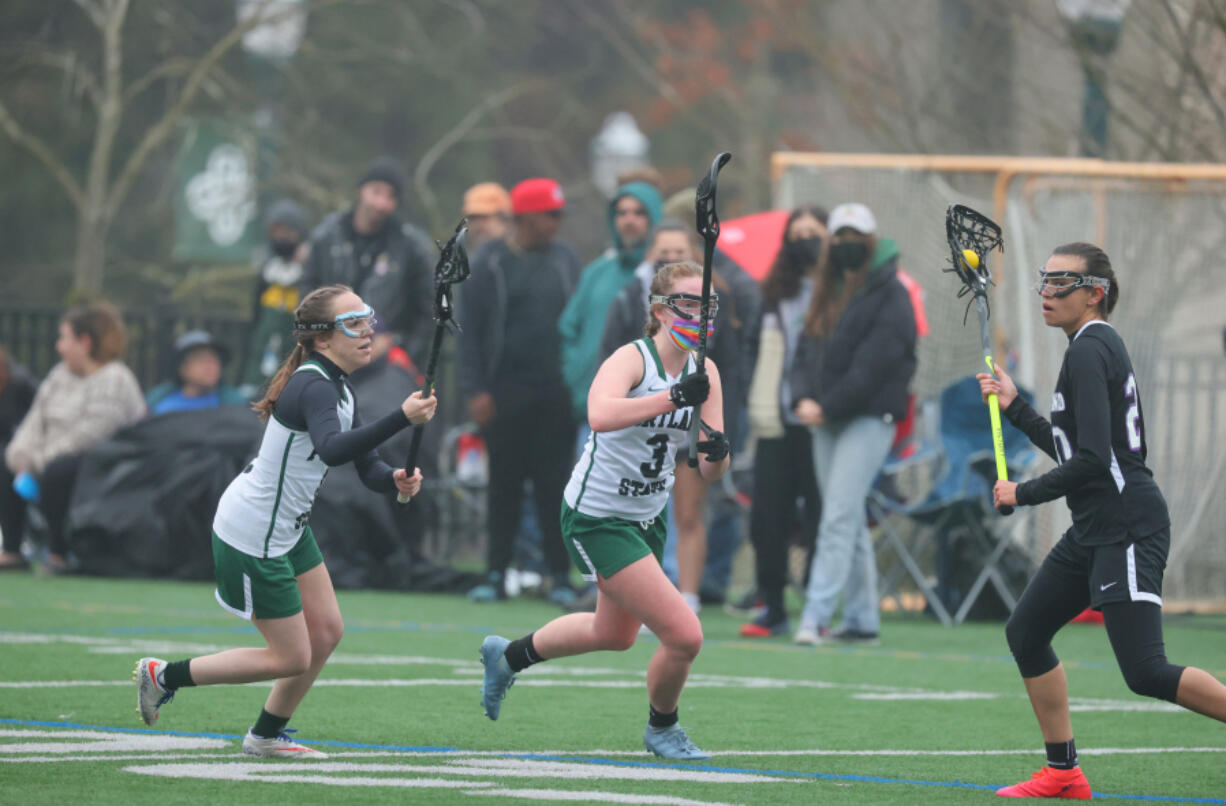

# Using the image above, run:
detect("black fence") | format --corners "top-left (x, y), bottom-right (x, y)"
top-left (0, 305), bottom-right (252, 390)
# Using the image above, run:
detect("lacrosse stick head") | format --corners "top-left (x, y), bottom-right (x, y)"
top-left (695, 152), bottom-right (732, 242)
top-left (432, 219), bottom-right (470, 323)
top-left (945, 204), bottom-right (1003, 298)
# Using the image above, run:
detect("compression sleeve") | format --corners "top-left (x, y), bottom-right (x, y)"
top-left (289, 373), bottom-right (410, 467)
top-left (1002, 396), bottom-right (1057, 462)
top-left (348, 407), bottom-right (399, 492)
top-left (1016, 342), bottom-right (1114, 506)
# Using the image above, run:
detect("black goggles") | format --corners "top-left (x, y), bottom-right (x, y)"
top-left (649, 292), bottom-right (720, 320)
top-left (1033, 270), bottom-right (1111, 299)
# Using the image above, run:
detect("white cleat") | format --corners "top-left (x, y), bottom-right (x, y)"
top-left (133, 657), bottom-right (173, 725)
top-left (242, 729), bottom-right (328, 759)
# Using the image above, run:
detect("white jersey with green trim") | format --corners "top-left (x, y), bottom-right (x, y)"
top-left (563, 338), bottom-right (695, 521)
top-left (212, 362), bottom-right (354, 558)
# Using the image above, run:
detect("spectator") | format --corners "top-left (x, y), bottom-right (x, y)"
top-left (559, 179), bottom-right (663, 443)
top-left (791, 203), bottom-right (917, 646)
top-left (5, 302), bottom-right (145, 572)
top-left (242, 199), bottom-right (311, 392)
top-left (461, 182), bottom-right (513, 253)
top-left (0, 346), bottom-right (37, 570)
top-left (740, 205), bottom-right (828, 638)
top-left (147, 331), bottom-right (246, 416)
top-left (458, 178), bottom-right (580, 605)
top-left (461, 180), bottom-right (543, 595)
top-left (301, 156), bottom-right (435, 360)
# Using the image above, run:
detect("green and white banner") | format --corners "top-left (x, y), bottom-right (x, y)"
top-left (173, 117), bottom-right (257, 262)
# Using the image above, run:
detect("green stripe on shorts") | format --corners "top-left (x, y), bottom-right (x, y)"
top-left (560, 501), bottom-right (665, 582)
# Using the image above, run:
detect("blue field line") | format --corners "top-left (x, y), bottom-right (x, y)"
top-left (3, 719), bottom-right (1223, 803)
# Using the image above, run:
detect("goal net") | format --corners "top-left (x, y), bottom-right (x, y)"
top-left (773, 153), bottom-right (1226, 605)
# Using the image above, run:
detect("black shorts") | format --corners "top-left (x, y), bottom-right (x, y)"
top-left (1046, 527), bottom-right (1168, 609)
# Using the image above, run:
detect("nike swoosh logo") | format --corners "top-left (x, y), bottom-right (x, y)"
top-left (1100, 581), bottom-right (1117, 591)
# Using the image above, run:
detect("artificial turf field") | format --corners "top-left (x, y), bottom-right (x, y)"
top-left (2, 573), bottom-right (1225, 805)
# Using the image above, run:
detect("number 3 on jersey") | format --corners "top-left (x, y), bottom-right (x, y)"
top-left (640, 434), bottom-right (670, 478)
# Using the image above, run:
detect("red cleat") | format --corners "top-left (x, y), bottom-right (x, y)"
top-left (997, 765), bottom-right (1092, 799)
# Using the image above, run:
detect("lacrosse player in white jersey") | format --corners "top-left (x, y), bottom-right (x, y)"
top-left (132, 284), bottom-right (437, 757)
top-left (478, 261), bottom-right (731, 760)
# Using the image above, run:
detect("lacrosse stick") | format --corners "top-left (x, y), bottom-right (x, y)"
top-left (944, 203), bottom-right (1012, 515)
top-left (397, 219), bottom-right (470, 504)
top-left (687, 151), bottom-right (732, 467)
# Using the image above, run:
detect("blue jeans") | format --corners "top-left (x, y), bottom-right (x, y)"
top-left (799, 415), bottom-right (895, 633)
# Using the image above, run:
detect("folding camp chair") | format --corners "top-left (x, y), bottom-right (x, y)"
top-left (870, 375), bottom-right (1039, 625)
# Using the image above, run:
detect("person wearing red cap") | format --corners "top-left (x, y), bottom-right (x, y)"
top-left (459, 178), bottom-right (581, 606)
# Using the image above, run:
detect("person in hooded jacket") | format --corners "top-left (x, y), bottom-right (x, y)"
top-left (559, 180), bottom-right (663, 440)
top-left (789, 203), bottom-right (916, 647)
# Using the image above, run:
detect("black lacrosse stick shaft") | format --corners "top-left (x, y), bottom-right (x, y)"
top-left (688, 151), bottom-right (732, 467)
top-left (398, 220), bottom-right (470, 504)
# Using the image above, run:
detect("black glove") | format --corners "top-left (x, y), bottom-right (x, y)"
top-left (697, 429), bottom-right (731, 462)
top-left (668, 371), bottom-right (709, 409)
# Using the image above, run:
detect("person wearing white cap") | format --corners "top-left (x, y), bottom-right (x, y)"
top-left (788, 202), bottom-right (918, 647)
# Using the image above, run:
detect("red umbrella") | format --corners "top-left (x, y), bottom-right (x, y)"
top-left (716, 210), bottom-right (789, 281)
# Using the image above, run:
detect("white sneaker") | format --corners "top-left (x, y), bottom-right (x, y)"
top-left (793, 624), bottom-right (829, 646)
top-left (242, 729), bottom-right (328, 759)
top-left (133, 657), bottom-right (174, 725)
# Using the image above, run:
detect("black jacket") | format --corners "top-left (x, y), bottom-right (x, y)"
top-left (791, 249), bottom-right (916, 423)
top-left (301, 210), bottom-right (436, 357)
top-left (458, 238), bottom-right (580, 400)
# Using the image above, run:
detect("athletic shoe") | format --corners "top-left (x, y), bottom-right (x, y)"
top-left (831, 628), bottom-right (880, 645)
top-left (793, 624), bottom-right (831, 646)
top-left (643, 723), bottom-right (711, 760)
top-left (242, 728), bottom-right (327, 759)
top-left (739, 608), bottom-right (790, 638)
top-left (133, 657), bottom-right (174, 725)
top-left (996, 765), bottom-right (1091, 799)
top-left (479, 635), bottom-right (516, 720)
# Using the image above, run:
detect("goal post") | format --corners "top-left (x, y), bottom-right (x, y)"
top-left (772, 152), bottom-right (1226, 605)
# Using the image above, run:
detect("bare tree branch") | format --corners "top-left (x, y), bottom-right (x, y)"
top-left (0, 100), bottom-right (86, 210)
top-left (412, 81), bottom-right (549, 228)
top-left (105, 0), bottom-right (322, 219)
top-left (122, 57), bottom-right (195, 109)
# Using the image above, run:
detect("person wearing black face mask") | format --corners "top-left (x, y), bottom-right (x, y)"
top-left (788, 202), bottom-right (917, 647)
top-left (241, 199), bottom-right (312, 392)
top-left (739, 205), bottom-right (827, 638)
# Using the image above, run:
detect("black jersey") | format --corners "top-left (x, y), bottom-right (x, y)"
top-left (1004, 320), bottom-right (1169, 546)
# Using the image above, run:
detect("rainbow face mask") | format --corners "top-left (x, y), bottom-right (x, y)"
top-left (667, 317), bottom-right (715, 352)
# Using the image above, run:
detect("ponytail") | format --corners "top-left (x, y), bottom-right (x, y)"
top-left (251, 284), bottom-right (351, 422)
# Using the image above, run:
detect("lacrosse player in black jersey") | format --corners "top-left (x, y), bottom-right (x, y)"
top-left (978, 242), bottom-right (1226, 799)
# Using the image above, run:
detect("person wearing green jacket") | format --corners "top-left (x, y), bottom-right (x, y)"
top-left (559, 180), bottom-right (663, 434)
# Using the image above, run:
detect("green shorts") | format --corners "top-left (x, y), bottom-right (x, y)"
top-left (561, 501), bottom-right (666, 582)
top-left (212, 528), bottom-right (324, 620)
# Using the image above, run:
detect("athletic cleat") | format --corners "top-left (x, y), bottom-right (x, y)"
top-left (739, 607), bottom-right (790, 638)
top-left (643, 723), bottom-right (711, 760)
top-left (479, 635), bottom-right (516, 720)
top-left (242, 728), bottom-right (327, 759)
top-left (134, 657), bottom-right (174, 725)
top-left (996, 765), bottom-right (1091, 799)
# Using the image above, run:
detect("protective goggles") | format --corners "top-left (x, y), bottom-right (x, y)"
top-left (296, 305), bottom-right (378, 338)
top-left (649, 292), bottom-right (719, 320)
top-left (1033, 270), bottom-right (1111, 299)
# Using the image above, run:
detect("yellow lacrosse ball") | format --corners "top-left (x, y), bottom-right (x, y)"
top-left (962, 249), bottom-right (980, 270)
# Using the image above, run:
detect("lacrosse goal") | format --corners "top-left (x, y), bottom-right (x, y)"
top-left (772, 152), bottom-right (1226, 605)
